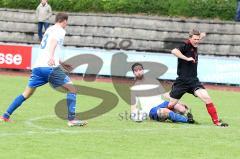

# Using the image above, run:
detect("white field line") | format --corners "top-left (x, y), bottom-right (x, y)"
top-left (0, 115), bottom-right (236, 137)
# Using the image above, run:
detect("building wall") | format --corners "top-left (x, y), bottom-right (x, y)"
top-left (0, 8), bottom-right (240, 56)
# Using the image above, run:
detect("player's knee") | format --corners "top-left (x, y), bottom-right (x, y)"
top-left (196, 89), bottom-right (212, 104)
top-left (174, 103), bottom-right (187, 114)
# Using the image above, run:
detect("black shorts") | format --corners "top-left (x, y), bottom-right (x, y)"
top-left (169, 78), bottom-right (205, 99)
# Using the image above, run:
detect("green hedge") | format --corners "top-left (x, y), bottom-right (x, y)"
top-left (0, 0), bottom-right (237, 20)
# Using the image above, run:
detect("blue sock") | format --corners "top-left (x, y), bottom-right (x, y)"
top-left (3, 95), bottom-right (26, 119)
top-left (67, 93), bottom-right (76, 121)
top-left (168, 111), bottom-right (188, 123)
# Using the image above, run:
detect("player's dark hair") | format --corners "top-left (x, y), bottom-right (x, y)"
top-left (189, 29), bottom-right (200, 37)
top-left (131, 63), bottom-right (143, 72)
top-left (55, 13), bottom-right (68, 23)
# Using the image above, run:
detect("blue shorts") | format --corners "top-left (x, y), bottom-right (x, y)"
top-left (28, 67), bottom-right (71, 88)
top-left (149, 101), bottom-right (169, 121)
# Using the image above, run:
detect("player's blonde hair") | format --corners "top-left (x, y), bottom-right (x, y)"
top-left (189, 29), bottom-right (200, 37)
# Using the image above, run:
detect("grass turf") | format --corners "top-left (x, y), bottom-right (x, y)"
top-left (0, 75), bottom-right (239, 159)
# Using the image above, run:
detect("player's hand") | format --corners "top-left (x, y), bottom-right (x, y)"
top-left (200, 32), bottom-right (206, 39)
top-left (48, 58), bottom-right (55, 66)
top-left (60, 61), bottom-right (73, 72)
top-left (186, 57), bottom-right (195, 63)
top-left (167, 105), bottom-right (174, 110)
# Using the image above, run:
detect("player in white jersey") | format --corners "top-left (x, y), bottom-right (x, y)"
top-left (130, 63), bottom-right (194, 123)
top-left (34, 20), bottom-right (66, 68)
top-left (0, 13), bottom-right (87, 127)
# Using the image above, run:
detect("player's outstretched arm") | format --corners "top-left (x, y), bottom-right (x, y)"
top-left (171, 48), bottom-right (195, 63)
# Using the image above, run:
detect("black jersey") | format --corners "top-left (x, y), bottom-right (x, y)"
top-left (177, 40), bottom-right (198, 79)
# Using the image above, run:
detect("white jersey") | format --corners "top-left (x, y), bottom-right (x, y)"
top-left (131, 85), bottom-right (164, 115)
top-left (33, 24), bottom-right (66, 68)
top-left (131, 78), bottom-right (164, 115)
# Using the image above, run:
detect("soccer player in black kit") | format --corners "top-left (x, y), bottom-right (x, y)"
top-left (167, 29), bottom-right (228, 127)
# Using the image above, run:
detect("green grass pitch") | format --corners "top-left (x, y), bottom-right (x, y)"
top-left (0, 75), bottom-right (240, 159)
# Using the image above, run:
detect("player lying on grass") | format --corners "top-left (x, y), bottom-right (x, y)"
top-left (130, 63), bottom-right (194, 123)
top-left (0, 13), bottom-right (87, 127)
